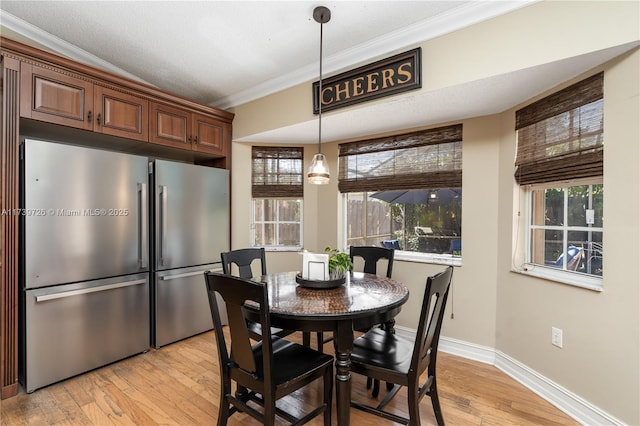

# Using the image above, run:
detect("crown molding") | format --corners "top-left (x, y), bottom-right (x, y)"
top-left (0, 11), bottom-right (152, 85)
top-left (1, 1), bottom-right (539, 110)
top-left (213, 0), bottom-right (539, 109)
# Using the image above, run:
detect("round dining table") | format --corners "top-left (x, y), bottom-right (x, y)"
top-left (257, 271), bottom-right (410, 426)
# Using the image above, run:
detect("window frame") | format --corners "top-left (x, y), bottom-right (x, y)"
top-left (513, 73), bottom-right (604, 291)
top-left (339, 124), bottom-right (463, 264)
top-left (251, 198), bottom-right (304, 251)
top-left (518, 178), bottom-right (603, 291)
top-left (341, 191), bottom-right (462, 266)
top-left (251, 146), bottom-right (304, 250)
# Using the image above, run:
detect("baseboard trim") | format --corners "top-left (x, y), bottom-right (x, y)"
top-left (393, 328), bottom-right (625, 426)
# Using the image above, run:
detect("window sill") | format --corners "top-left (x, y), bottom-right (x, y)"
top-left (511, 265), bottom-right (603, 292)
top-left (395, 251), bottom-right (462, 267)
top-left (261, 246), bottom-right (303, 252)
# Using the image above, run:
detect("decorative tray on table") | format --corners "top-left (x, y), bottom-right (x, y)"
top-left (295, 273), bottom-right (346, 289)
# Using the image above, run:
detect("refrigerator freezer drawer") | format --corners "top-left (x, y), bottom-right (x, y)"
top-left (154, 264), bottom-right (225, 348)
top-left (24, 273), bottom-right (150, 393)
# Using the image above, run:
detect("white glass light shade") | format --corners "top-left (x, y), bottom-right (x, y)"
top-left (307, 153), bottom-right (330, 184)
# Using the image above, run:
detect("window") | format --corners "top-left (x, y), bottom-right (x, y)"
top-left (339, 124), bottom-right (463, 261)
top-left (528, 181), bottom-right (603, 277)
top-left (251, 147), bottom-right (303, 249)
top-left (515, 73), bottom-right (604, 287)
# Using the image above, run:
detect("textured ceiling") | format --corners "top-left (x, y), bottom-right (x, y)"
top-left (0, 1), bottom-right (636, 144)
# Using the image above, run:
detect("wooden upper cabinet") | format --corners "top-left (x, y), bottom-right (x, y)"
top-left (150, 104), bottom-right (230, 156)
top-left (149, 102), bottom-right (190, 148)
top-left (191, 113), bottom-right (229, 156)
top-left (21, 63), bottom-right (149, 142)
top-left (20, 63), bottom-right (94, 131)
top-left (11, 37), bottom-right (232, 158)
top-left (94, 86), bottom-right (148, 142)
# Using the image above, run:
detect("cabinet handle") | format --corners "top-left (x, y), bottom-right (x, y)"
top-left (97, 113), bottom-right (102, 125)
top-left (188, 136), bottom-right (192, 143)
top-left (194, 135), bottom-right (198, 144)
top-left (87, 110), bottom-right (92, 123)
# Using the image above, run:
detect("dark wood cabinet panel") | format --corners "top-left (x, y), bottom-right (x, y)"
top-left (20, 63), bottom-right (94, 131)
top-left (149, 102), bottom-right (190, 148)
top-left (95, 86), bottom-right (148, 142)
top-left (21, 65), bottom-right (149, 142)
top-left (192, 113), bottom-right (229, 155)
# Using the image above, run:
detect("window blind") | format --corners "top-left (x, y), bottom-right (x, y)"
top-left (338, 124), bottom-right (462, 193)
top-left (515, 72), bottom-right (604, 185)
top-left (252, 146), bottom-right (304, 198)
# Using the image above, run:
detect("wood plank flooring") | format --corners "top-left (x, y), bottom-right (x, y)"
top-left (1, 331), bottom-right (579, 425)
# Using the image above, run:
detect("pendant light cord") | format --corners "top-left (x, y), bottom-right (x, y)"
top-left (318, 20), bottom-right (324, 155)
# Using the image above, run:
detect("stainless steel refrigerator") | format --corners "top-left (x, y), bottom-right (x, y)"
top-left (151, 160), bottom-right (229, 348)
top-left (20, 140), bottom-right (230, 392)
top-left (20, 139), bottom-right (151, 393)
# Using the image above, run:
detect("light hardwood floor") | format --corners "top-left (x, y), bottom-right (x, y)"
top-left (1, 331), bottom-right (579, 425)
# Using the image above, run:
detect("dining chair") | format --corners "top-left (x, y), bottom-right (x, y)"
top-left (349, 265), bottom-right (453, 426)
top-left (221, 248), bottom-right (294, 341)
top-left (350, 245), bottom-right (395, 278)
top-left (350, 245), bottom-right (395, 395)
top-left (204, 272), bottom-right (333, 426)
top-left (311, 246), bottom-right (397, 352)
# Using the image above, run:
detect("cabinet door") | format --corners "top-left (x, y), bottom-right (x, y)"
top-left (94, 86), bottom-right (149, 142)
top-left (20, 63), bottom-right (94, 131)
top-left (149, 102), bottom-right (191, 149)
top-left (191, 113), bottom-right (229, 156)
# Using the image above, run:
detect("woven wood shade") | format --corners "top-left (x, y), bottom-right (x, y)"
top-left (515, 72), bottom-right (604, 185)
top-left (252, 146), bottom-right (304, 198)
top-left (338, 124), bottom-right (463, 193)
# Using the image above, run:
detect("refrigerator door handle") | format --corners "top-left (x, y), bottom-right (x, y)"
top-left (138, 182), bottom-right (148, 268)
top-left (35, 279), bottom-right (147, 302)
top-left (160, 185), bottom-right (168, 266)
top-left (159, 267), bottom-right (222, 281)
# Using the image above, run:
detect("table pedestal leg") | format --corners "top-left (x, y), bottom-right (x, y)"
top-left (334, 321), bottom-right (354, 426)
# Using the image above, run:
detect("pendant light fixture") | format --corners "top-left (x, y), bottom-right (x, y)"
top-left (307, 5), bottom-right (331, 185)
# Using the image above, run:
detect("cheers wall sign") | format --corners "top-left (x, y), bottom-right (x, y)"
top-left (312, 47), bottom-right (421, 114)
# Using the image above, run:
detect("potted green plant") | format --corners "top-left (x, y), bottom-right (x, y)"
top-left (325, 247), bottom-right (353, 280)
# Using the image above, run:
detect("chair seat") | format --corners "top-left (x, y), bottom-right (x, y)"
top-left (352, 328), bottom-right (414, 375)
top-left (252, 337), bottom-right (334, 385)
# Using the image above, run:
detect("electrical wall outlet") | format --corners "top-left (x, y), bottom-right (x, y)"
top-left (551, 327), bottom-right (563, 348)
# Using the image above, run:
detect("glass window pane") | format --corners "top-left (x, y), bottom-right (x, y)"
top-left (540, 188), bottom-right (564, 226)
top-left (585, 233), bottom-right (603, 277)
top-left (346, 189), bottom-right (462, 255)
top-left (592, 184), bottom-right (604, 227)
top-left (255, 223), bottom-right (276, 246)
top-left (568, 185), bottom-right (588, 226)
top-left (531, 228), bottom-right (563, 266)
top-left (262, 199), bottom-right (277, 221)
top-left (279, 200), bottom-right (301, 222)
top-left (254, 199), bottom-right (265, 219)
top-left (278, 224), bottom-right (300, 246)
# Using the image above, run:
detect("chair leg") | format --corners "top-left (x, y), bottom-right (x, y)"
top-left (430, 377), bottom-right (445, 426)
top-left (407, 382), bottom-right (422, 426)
top-left (264, 395), bottom-right (277, 426)
top-left (303, 331), bottom-right (311, 347)
top-left (386, 381), bottom-right (394, 391)
top-left (323, 365), bottom-right (333, 426)
top-left (366, 377), bottom-right (372, 389)
top-left (218, 375), bottom-right (231, 426)
top-left (218, 395), bottom-right (230, 426)
top-left (372, 378), bottom-right (380, 398)
top-left (316, 332), bottom-right (324, 351)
